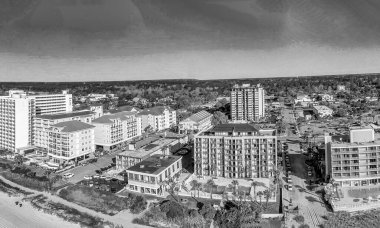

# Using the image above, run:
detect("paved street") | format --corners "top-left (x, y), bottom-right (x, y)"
top-left (283, 141), bottom-right (328, 228)
top-left (62, 153), bottom-right (116, 183)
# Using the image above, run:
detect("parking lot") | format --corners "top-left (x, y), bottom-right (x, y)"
top-left (62, 153), bottom-right (116, 183)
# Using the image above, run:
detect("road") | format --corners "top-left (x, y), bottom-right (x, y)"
top-left (283, 141), bottom-right (328, 228)
top-left (63, 153), bottom-right (116, 183)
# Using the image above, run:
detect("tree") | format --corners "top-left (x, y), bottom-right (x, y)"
top-left (257, 191), bottom-right (263, 205)
top-left (144, 125), bottom-right (154, 134)
top-left (231, 180), bottom-right (239, 196)
top-left (199, 203), bottom-right (216, 221)
top-left (196, 182), bottom-right (202, 198)
top-left (251, 181), bottom-right (259, 201)
top-left (190, 179), bottom-right (198, 197)
top-left (14, 154), bottom-right (23, 165)
top-left (206, 178), bottom-right (216, 199)
top-left (263, 189), bottom-right (271, 208)
top-left (212, 111), bottom-right (228, 126)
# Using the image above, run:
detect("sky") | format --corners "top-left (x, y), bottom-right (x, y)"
top-left (1, 0), bottom-right (380, 82)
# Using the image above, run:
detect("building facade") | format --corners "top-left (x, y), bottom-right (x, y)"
top-left (178, 110), bottom-right (213, 134)
top-left (126, 155), bottom-right (182, 195)
top-left (313, 105), bottom-right (333, 117)
top-left (92, 111), bottom-right (141, 150)
top-left (28, 90), bottom-right (72, 115)
top-left (48, 121), bottom-right (95, 164)
top-left (325, 128), bottom-right (380, 187)
top-left (0, 93), bottom-right (35, 152)
top-left (34, 111), bottom-right (95, 152)
top-left (230, 84), bottom-right (265, 122)
top-left (194, 124), bottom-right (277, 179)
top-left (138, 106), bottom-right (176, 132)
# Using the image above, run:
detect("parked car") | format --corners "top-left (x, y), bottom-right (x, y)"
top-left (63, 173), bottom-right (74, 178)
top-left (288, 184), bottom-right (293, 190)
top-left (84, 175), bottom-right (92, 180)
top-left (177, 150), bottom-right (189, 155)
top-left (308, 171), bottom-right (312, 177)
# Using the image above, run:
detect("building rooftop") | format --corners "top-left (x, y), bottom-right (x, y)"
top-left (138, 106), bottom-right (173, 116)
top-left (209, 123), bottom-right (259, 133)
top-left (36, 111), bottom-right (94, 120)
top-left (127, 154), bottom-right (182, 175)
top-left (108, 105), bottom-right (140, 114)
top-left (181, 110), bottom-right (212, 123)
top-left (52, 121), bottom-right (95, 132)
top-left (119, 138), bottom-right (177, 159)
top-left (92, 111), bottom-right (136, 124)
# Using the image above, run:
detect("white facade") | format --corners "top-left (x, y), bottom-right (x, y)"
top-left (34, 111), bottom-right (95, 152)
top-left (92, 111), bottom-right (141, 150)
top-left (139, 107), bottom-right (176, 132)
top-left (48, 121), bottom-right (95, 164)
top-left (0, 93), bottom-right (35, 152)
top-left (9, 90), bottom-right (72, 115)
top-left (231, 84), bottom-right (265, 122)
top-left (313, 105), bottom-right (333, 117)
top-left (178, 110), bottom-right (213, 134)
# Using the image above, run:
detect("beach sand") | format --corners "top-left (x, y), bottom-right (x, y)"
top-left (0, 192), bottom-right (79, 228)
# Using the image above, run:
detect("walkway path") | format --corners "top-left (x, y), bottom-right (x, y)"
top-left (0, 175), bottom-right (146, 228)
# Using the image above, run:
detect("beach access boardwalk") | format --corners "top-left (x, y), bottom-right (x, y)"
top-left (0, 175), bottom-right (147, 228)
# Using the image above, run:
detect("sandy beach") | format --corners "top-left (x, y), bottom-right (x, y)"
top-left (0, 192), bottom-right (80, 228)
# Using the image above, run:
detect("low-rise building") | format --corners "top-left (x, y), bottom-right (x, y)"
top-left (325, 127), bottom-right (380, 187)
top-left (34, 111), bottom-right (95, 152)
top-left (116, 137), bottom-right (183, 170)
top-left (126, 155), bottom-right (182, 195)
top-left (92, 111), bottom-right (141, 150)
top-left (313, 105), bottom-right (333, 117)
top-left (178, 110), bottom-right (213, 134)
top-left (48, 121), bottom-right (95, 164)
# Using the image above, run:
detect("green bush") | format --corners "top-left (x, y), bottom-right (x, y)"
top-left (294, 215), bottom-right (305, 223)
top-left (160, 200), bottom-right (186, 219)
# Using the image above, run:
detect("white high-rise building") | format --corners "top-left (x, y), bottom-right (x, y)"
top-left (0, 93), bottom-right (35, 152)
top-left (9, 90), bottom-right (72, 115)
top-left (230, 84), bottom-right (265, 122)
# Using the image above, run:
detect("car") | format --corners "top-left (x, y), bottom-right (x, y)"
top-left (100, 175), bottom-right (107, 179)
top-left (288, 177), bottom-right (292, 183)
top-left (63, 173), bottom-right (74, 178)
top-left (84, 175), bottom-right (92, 180)
top-left (177, 150), bottom-right (189, 155)
top-left (288, 185), bottom-right (293, 190)
top-left (308, 171), bottom-right (312, 177)
top-left (93, 174), bottom-right (100, 179)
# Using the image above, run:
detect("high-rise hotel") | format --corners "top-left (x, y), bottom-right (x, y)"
top-left (194, 123), bottom-right (277, 179)
top-left (230, 84), bottom-right (265, 122)
top-left (0, 93), bottom-right (35, 152)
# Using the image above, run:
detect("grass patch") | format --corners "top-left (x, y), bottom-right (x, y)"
top-left (59, 185), bottom-right (147, 215)
top-left (347, 187), bottom-right (380, 199)
top-left (0, 179), bottom-right (33, 196)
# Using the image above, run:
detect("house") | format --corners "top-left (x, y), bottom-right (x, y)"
top-left (337, 85), bottom-right (346, 91)
top-left (320, 94), bottom-right (334, 102)
top-left (126, 155), bottom-right (182, 195)
top-left (313, 105), bottom-right (333, 117)
top-left (178, 110), bottom-right (213, 134)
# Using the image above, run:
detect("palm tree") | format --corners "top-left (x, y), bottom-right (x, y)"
top-left (238, 190), bottom-right (244, 204)
top-left (263, 189), bottom-right (271, 208)
top-left (206, 179), bottom-right (216, 199)
top-left (257, 191), bottom-right (263, 205)
top-left (251, 181), bottom-right (259, 201)
top-left (196, 182), bottom-right (202, 198)
top-left (190, 179), bottom-right (198, 197)
top-left (231, 179), bottom-right (239, 196)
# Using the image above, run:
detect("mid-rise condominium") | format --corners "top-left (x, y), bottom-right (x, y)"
top-left (0, 93), bottom-right (35, 152)
top-left (194, 123), bottom-right (277, 179)
top-left (325, 127), bottom-right (380, 187)
top-left (48, 121), bottom-right (95, 164)
top-left (138, 106), bottom-right (176, 132)
top-left (34, 111), bottom-right (96, 153)
top-left (230, 84), bottom-right (265, 122)
top-left (9, 90), bottom-right (72, 115)
top-left (92, 111), bottom-right (142, 150)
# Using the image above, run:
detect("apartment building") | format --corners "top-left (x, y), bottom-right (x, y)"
top-left (313, 105), bottom-right (333, 117)
top-left (178, 110), bottom-right (213, 134)
top-left (48, 121), bottom-right (95, 164)
top-left (230, 84), bottom-right (265, 122)
top-left (325, 127), bottom-right (380, 187)
top-left (34, 111), bottom-right (96, 152)
top-left (194, 123), bottom-right (277, 179)
top-left (138, 106), bottom-right (176, 132)
top-left (92, 111), bottom-right (141, 150)
top-left (126, 155), bottom-right (182, 195)
top-left (0, 93), bottom-right (35, 152)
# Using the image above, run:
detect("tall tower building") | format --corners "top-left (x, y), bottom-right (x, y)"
top-left (230, 84), bottom-right (265, 122)
top-left (0, 93), bottom-right (35, 152)
top-left (9, 90), bottom-right (72, 115)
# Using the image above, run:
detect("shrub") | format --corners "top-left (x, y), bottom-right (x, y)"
top-left (299, 224), bottom-right (310, 228)
top-left (160, 200), bottom-right (186, 219)
top-left (199, 203), bottom-right (216, 221)
top-left (294, 215), bottom-right (305, 223)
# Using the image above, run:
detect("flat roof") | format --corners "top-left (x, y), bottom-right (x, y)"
top-left (92, 111), bottom-right (136, 124)
top-left (118, 138), bottom-right (177, 159)
top-left (209, 124), bottom-right (259, 133)
top-left (127, 155), bottom-right (182, 175)
top-left (36, 111), bottom-right (94, 120)
top-left (52, 121), bottom-right (95, 132)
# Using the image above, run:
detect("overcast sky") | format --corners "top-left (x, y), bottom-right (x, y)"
top-left (1, 0), bottom-right (380, 82)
